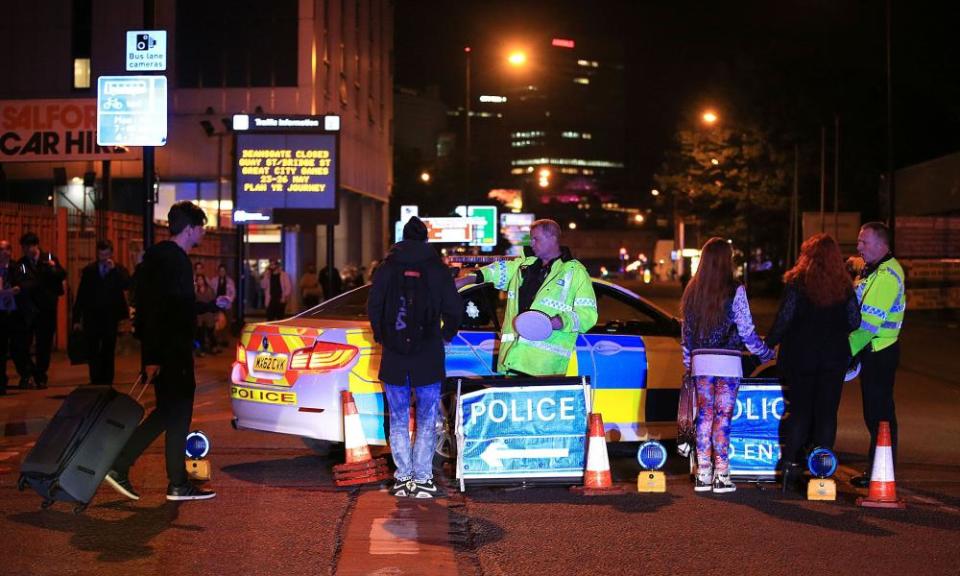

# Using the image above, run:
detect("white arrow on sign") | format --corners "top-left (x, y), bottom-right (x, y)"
top-left (480, 439), bottom-right (569, 468)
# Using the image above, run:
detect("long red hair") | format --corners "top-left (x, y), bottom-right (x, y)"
top-left (680, 237), bottom-right (737, 338)
top-left (783, 233), bottom-right (851, 307)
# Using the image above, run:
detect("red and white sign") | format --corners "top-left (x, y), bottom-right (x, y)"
top-left (0, 99), bottom-right (140, 162)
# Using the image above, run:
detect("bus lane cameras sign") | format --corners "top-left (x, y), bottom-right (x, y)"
top-left (457, 384), bottom-right (590, 482)
top-left (126, 30), bottom-right (166, 71)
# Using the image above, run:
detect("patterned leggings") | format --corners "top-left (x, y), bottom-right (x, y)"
top-left (694, 376), bottom-right (740, 476)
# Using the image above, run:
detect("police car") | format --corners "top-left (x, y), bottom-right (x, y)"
top-left (230, 278), bottom-right (685, 452)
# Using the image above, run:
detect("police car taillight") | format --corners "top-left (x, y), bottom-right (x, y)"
top-left (290, 341), bottom-right (358, 372)
top-left (236, 344), bottom-right (247, 364)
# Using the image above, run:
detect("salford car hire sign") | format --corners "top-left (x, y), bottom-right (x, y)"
top-left (456, 381), bottom-right (590, 488)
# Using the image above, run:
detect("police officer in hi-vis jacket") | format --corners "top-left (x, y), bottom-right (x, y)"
top-left (456, 219), bottom-right (597, 376)
top-left (848, 222), bottom-right (906, 488)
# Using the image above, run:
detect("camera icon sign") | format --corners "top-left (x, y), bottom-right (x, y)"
top-left (136, 33), bottom-right (156, 51)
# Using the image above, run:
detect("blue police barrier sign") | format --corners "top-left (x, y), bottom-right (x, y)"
top-left (729, 383), bottom-right (784, 477)
top-left (456, 384), bottom-right (590, 486)
top-left (96, 76), bottom-right (167, 146)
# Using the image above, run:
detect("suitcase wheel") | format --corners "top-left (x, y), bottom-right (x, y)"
top-left (73, 503), bottom-right (88, 515)
top-left (40, 499), bottom-right (54, 510)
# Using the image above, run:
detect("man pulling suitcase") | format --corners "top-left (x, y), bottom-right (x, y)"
top-left (105, 201), bottom-right (229, 502)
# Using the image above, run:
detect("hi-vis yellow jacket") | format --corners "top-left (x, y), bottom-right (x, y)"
top-left (479, 256), bottom-right (598, 376)
top-left (849, 255), bottom-right (905, 355)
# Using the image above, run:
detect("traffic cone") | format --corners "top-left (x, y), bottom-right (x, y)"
top-left (571, 413), bottom-right (625, 495)
top-left (342, 390), bottom-right (372, 464)
top-left (333, 390), bottom-right (391, 487)
top-left (856, 421), bottom-right (906, 509)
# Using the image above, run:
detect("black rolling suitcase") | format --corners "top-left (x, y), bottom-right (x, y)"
top-left (18, 375), bottom-right (147, 513)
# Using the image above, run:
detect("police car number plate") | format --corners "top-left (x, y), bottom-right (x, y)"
top-left (254, 353), bottom-right (288, 373)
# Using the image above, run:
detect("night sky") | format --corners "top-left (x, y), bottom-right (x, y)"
top-left (395, 1), bottom-right (960, 213)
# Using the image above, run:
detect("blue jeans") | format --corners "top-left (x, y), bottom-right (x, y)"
top-left (384, 380), bottom-right (441, 482)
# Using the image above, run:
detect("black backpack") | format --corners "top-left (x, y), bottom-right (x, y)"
top-left (379, 262), bottom-right (433, 355)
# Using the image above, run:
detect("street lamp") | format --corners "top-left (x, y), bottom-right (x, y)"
top-left (702, 110), bottom-right (718, 125)
top-left (420, 171), bottom-right (431, 183)
top-left (199, 114), bottom-right (232, 228)
top-left (507, 50), bottom-right (527, 67)
top-left (464, 46), bottom-right (472, 208)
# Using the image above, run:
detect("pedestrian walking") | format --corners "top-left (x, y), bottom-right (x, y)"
top-left (0, 240), bottom-right (19, 396)
top-left (681, 237), bottom-right (774, 494)
top-left (260, 260), bottom-right (292, 321)
top-left (194, 274), bottom-right (217, 356)
top-left (12, 232), bottom-right (67, 389)
top-left (71, 239), bottom-right (131, 385)
top-left (848, 222), bottom-right (906, 488)
top-left (213, 264), bottom-right (236, 345)
top-left (299, 263), bottom-right (322, 309)
top-left (765, 234), bottom-right (860, 490)
top-left (104, 201), bottom-right (229, 502)
top-left (319, 263), bottom-right (342, 301)
top-left (454, 219), bottom-right (598, 376)
top-left (367, 217), bottom-right (462, 498)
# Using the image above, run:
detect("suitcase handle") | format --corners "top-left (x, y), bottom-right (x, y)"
top-left (130, 369), bottom-right (157, 402)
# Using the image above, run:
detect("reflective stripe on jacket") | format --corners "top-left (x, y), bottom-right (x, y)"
top-left (480, 256), bottom-right (598, 376)
top-left (849, 256), bottom-right (905, 355)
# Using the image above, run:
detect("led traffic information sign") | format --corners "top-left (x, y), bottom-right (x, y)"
top-left (233, 115), bottom-right (339, 224)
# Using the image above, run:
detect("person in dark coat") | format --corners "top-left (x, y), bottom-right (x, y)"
top-left (367, 216), bottom-right (462, 498)
top-left (766, 233), bottom-right (861, 491)
top-left (72, 239), bottom-right (130, 384)
top-left (319, 264), bottom-right (342, 301)
top-left (0, 240), bottom-right (19, 396)
top-left (13, 232), bottom-right (67, 389)
top-left (104, 201), bottom-right (229, 503)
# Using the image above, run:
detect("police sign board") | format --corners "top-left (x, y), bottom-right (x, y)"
top-left (456, 384), bottom-right (590, 485)
top-left (126, 30), bottom-right (167, 71)
top-left (96, 76), bottom-right (167, 146)
top-left (729, 382), bottom-right (784, 477)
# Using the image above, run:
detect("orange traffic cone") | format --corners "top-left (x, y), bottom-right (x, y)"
top-left (571, 413), bottom-right (625, 495)
top-left (856, 421), bottom-right (906, 509)
top-left (334, 390), bottom-right (391, 487)
top-left (342, 390), bottom-right (373, 464)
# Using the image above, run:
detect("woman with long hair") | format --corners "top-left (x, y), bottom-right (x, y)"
top-left (767, 233), bottom-right (860, 489)
top-left (681, 238), bottom-right (774, 494)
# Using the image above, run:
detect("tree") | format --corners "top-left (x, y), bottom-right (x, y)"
top-left (654, 119), bottom-right (790, 259)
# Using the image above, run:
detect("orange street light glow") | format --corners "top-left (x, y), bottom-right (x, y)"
top-left (507, 51), bottom-right (527, 66)
top-left (702, 110), bottom-right (718, 124)
top-left (420, 171), bottom-right (431, 183)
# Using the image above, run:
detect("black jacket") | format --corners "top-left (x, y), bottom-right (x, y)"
top-left (73, 261), bottom-right (131, 328)
top-left (367, 240), bottom-right (462, 386)
top-left (766, 281), bottom-right (861, 372)
top-left (14, 253), bottom-right (66, 320)
top-left (134, 241), bottom-right (219, 365)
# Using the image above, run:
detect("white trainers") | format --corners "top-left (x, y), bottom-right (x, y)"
top-left (694, 471), bottom-right (713, 492)
top-left (712, 473), bottom-right (736, 494)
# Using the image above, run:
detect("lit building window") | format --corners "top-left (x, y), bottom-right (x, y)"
top-left (573, 77), bottom-right (590, 85)
top-left (576, 59), bottom-right (600, 68)
top-left (511, 158), bottom-right (624, 169)
top-left (511, 168), bottom-right (525, 174)
top-left (561, 131), bottom-right (580, 139)
top-left (582, 133), bottom-right (592, 140)
top-left (73, 58), bottom-right (91, 89)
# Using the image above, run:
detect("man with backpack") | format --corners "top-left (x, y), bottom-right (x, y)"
top-left (367, 216), bottom-right (462, 498)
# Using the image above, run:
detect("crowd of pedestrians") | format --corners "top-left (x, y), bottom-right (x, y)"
top-left (0, 213), bottom-right (908, 502)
